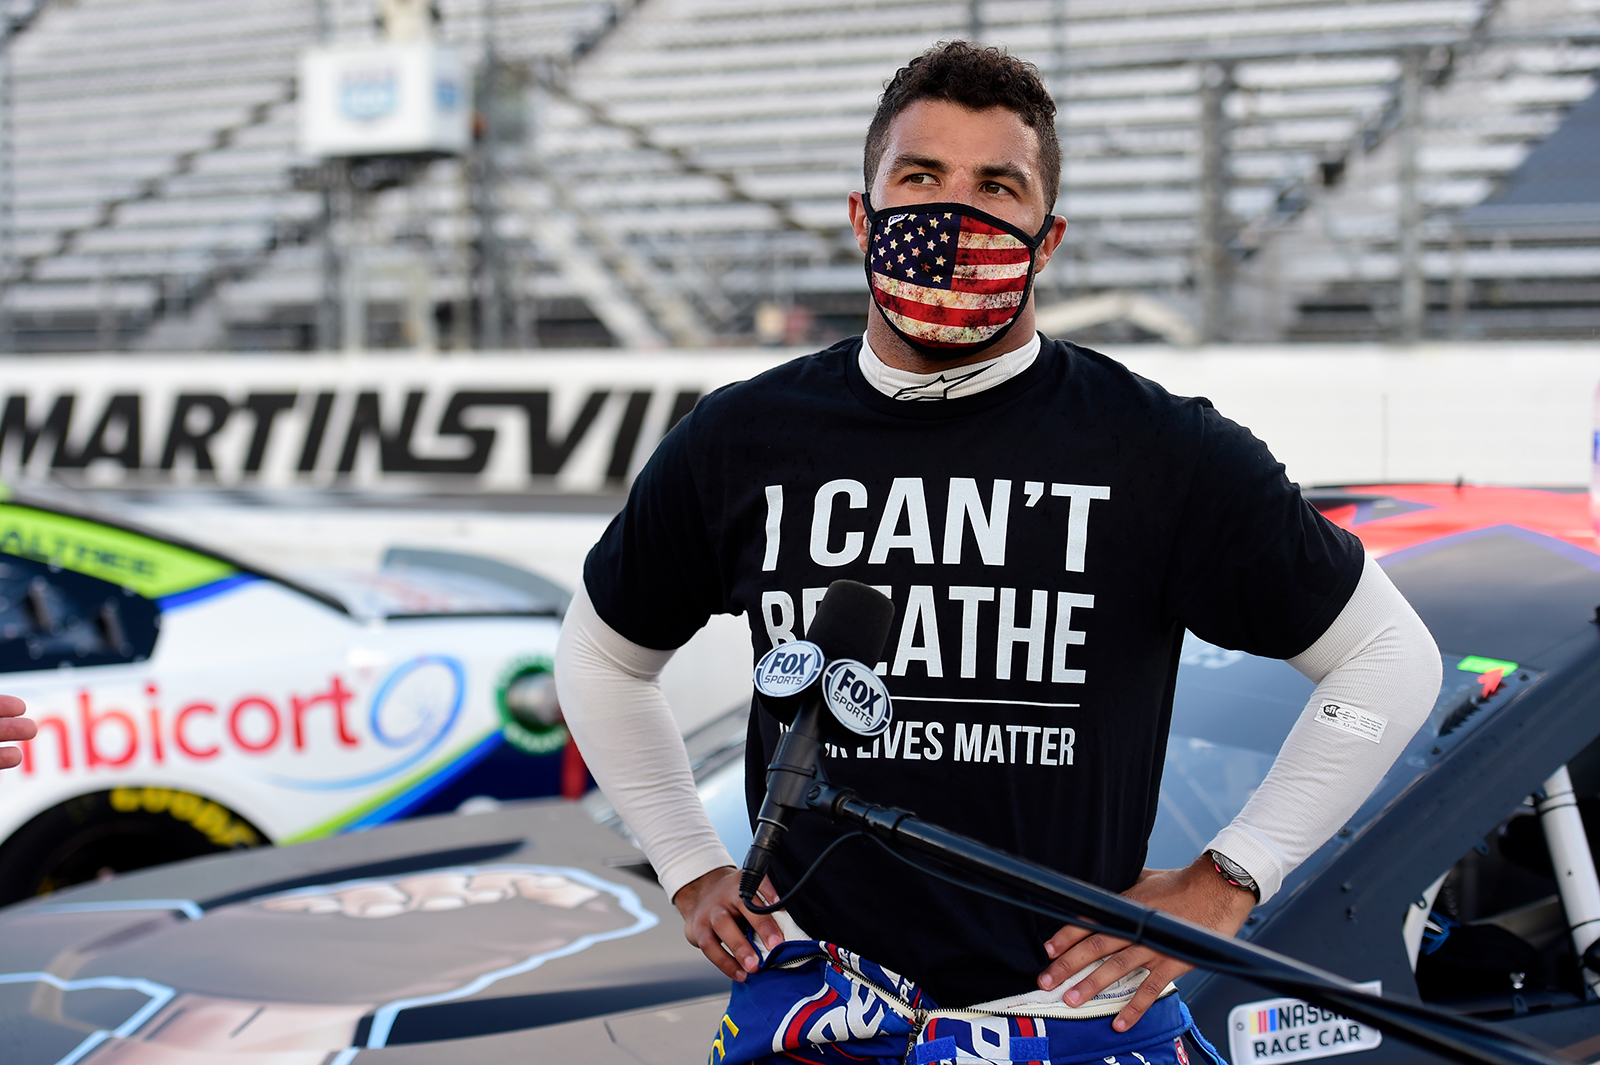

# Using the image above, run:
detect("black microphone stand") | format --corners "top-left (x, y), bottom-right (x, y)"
top-left (741, 701), bottom-right (828, 901)
top-left (800, 776), bottom-right (1565, 1065)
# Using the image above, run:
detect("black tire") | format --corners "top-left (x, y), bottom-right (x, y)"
top-left (0, 786), bottom-right (268, 905)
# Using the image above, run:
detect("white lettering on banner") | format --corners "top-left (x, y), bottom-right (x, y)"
top-left (1050, 483), bottom-right (1111, 572)
top-left (811, 479), bottom-right (869, 567)
top-left (762, 485), bottom-right (783, 571)
top-left (1227, 984), bottom-right (1382, 1065)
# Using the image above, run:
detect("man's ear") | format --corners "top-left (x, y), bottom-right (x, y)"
top-left (1033, 215), bottom-right (1069, 274)
top-left (848, 191), bottom-right (871, 254)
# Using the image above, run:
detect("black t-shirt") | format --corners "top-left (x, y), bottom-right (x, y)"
top-left (584, 336), bottom-right (1363, 1006)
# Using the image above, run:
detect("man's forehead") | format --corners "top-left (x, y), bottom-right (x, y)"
top-left (878, 100), bottom-right (1042, 174)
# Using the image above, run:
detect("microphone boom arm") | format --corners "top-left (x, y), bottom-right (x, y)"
top-left (804, 779), bottom-right (1566, 1065)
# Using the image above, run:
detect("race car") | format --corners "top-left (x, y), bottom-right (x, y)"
top-left (1176, 484), bottom-right (1600, 1064)
top-left (0, 484), bottom-right (1596, 1065)
top-left (0, 485), bottom-right (574, 905)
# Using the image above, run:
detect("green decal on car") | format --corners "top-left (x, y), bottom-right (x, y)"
top-left (496, 656), bottom-right (569, 755)
top-left (0, 504), bottom-right (236, 598)
top-left (1457, 655), bottom-right (1518, 675)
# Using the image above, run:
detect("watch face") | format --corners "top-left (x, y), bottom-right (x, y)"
top-left (1211, 851), bottom-right (1260, 901)
top-left (1212, 851), bottom-right (1254, 884)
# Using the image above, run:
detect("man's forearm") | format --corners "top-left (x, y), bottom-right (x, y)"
top-left (554, 582), bottom-right (734, 900)
top-left (1207, 555), bottom-right (1441, 902)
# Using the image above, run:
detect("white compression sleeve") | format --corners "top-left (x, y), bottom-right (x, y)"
top-left (554, 582), bottom-right (734, 901)
top-left (1206, 555), bottom-right (1441, 903)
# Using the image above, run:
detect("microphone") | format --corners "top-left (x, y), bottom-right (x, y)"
top-left (740, 580), bottom-right (896, 904)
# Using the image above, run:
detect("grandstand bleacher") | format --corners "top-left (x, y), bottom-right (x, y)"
top-left (0, 0), bottom-right (1593, 351)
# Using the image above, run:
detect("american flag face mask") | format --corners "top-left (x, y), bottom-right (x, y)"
top-left (863, 193), bottom-right (1055, 360)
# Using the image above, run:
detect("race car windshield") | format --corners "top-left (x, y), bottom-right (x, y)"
top-left (1146, 633), bottom-right (1529, 873)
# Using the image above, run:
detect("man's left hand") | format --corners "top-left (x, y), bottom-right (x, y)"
top-left (1037, 854), bottom-right (1256, 1032)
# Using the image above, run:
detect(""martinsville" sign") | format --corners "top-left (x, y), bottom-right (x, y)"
top-left (3, 343), bottom-right (1592, 493)
top-left (0, 353), bottom-right (788, 493)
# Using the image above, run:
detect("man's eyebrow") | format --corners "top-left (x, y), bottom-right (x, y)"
top-left (885, 152), bottom-right (948, 174)
top-left (886, 153), bottom-right (1034, 192)
top-left (976, 162), bottom-right (1032, 192)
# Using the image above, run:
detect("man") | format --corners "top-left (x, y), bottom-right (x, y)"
top-left (556, 42), bottom-right (1440, 1063)
top-left (0, 695), bottom-right (33, 771)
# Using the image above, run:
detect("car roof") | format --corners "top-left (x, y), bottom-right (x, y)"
top-left (0, 482), bottom-right (351, 614)
top-left (0, 487), bottom-right (568, 620)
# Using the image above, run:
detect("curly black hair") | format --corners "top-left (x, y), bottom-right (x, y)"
top-left (864, 41), bottom-right (1062, 209)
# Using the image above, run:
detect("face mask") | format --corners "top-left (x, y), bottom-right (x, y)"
top-left (862, 192), bottom-right (1055, 360)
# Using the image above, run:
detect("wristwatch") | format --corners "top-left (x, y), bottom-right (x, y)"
top-left (1209, 849), bottom-right (1260, 902)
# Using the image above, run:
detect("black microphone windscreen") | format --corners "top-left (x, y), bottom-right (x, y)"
top-left (805, 580), bottom-right (896, 666)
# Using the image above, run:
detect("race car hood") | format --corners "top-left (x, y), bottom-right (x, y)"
top-left (1313, 484), bottom-right (1600, 668)
top-left (298, 546), bottom-right (572, 621)
top-left (0, 800), bottom-right (730, 1064)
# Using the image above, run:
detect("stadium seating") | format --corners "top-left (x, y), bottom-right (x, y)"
top-left (0, 0), bottom-right (1593, 348)
top-left (0, 0), bottom-right (618, 350)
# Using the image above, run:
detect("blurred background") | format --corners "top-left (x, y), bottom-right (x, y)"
top-left (0, 0), bottom-right (1591, 353)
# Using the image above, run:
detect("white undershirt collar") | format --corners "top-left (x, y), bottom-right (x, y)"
top-left (859, 332), bottom-right (1041, 401)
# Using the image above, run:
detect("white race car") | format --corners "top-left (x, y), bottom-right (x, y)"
top-left (0, 486), bottom-right (569, 904)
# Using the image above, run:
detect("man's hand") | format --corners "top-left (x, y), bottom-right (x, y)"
top-left (0, 695), bottom-right (35, 771)
top-left (673, 866), bottom-right (785, 982)
top-left (1037, 855), bottom-right (1256, 1032)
